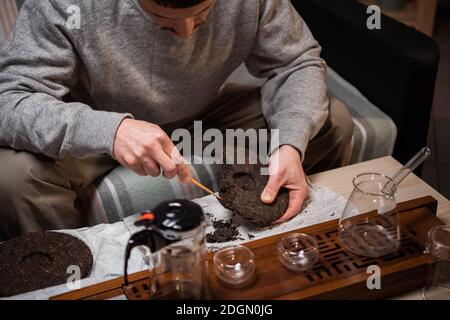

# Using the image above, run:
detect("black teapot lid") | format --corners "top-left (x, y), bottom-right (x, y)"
top-left (152, 199), bottom-right (204, 232)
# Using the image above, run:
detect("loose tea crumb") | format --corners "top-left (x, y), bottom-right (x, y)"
top-left (206, 220), bottom-right (240, 243)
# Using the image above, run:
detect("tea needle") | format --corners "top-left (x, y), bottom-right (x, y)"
top-left (190, 178), bottom-right (222, 200)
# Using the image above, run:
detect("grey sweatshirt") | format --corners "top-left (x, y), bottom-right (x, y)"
top-left (0, 0), bottom-right (328, 160)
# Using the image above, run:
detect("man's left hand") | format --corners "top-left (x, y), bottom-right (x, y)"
top-left (261, 145), bottom-right (309, 223)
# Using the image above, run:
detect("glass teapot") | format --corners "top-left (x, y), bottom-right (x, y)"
top-left (123, 199), bottom-right (210, 300)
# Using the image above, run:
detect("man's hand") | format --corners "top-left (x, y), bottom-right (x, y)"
top-left (261, 145), bottom-right (308, 223)
top-left (113, 118), bottom-right (191, 183)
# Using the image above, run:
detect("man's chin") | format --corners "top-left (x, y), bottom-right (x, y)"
top-left (161, 26), bottom-right (201, 38)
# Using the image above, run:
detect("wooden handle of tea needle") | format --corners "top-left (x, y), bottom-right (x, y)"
top-left (190, 178), bottom-right (222, 200)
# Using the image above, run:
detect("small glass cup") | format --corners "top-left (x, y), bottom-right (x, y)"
top-left (278, 233), bottom-right (319, 272)
top-left (213, 245), bottom-right (256, 289)
top-left (422, 225), bottom-right (450, 300)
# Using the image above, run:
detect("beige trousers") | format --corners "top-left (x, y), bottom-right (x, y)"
top-left (0, 86), bottom-right (353, 239)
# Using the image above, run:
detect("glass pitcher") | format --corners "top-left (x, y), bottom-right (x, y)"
top-left (338, 173), bottom-right (401, 257)
top-left (123, 199), bottom-right (210, 300)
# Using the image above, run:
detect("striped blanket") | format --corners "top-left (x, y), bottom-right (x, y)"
top-left (79, 157), bottom-right (220, 225)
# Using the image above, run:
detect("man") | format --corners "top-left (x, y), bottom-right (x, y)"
top-left (0, 0), bottom-right (353, 239)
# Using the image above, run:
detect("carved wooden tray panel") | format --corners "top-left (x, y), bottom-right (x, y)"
top-left (52, 196), bottom-right (441, 300)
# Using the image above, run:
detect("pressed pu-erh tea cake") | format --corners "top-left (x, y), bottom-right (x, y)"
top-left (0, 231), bottom-right (93, 297)
top-left (218, 161), bottom-right (289, 227)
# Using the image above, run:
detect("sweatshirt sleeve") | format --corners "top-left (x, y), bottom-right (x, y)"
top-left (245, 0), bottom-right (329, 159)
top-left (0, 0), bottom-right (132, 159)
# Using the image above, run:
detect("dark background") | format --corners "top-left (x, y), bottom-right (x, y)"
top-left (422, 0), bottom-right (450, 199)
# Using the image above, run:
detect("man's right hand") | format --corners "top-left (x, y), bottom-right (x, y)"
top-left (113, 118), bottom-right (191, 183)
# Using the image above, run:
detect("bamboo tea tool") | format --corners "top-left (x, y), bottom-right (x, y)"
top-left (190, 178), bottom-right (222, 200)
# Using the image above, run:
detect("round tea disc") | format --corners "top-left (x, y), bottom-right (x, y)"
top-left (0, 231), bottom-right (93, 297)
top-left (219, 162), bottom-right (289, 227)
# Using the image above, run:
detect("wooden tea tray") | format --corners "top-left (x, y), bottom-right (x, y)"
top-left (51, 196), bottom-right (442, 300)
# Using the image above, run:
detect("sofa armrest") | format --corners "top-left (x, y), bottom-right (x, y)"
top-left (292, 0), bottom-right (439, 164)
